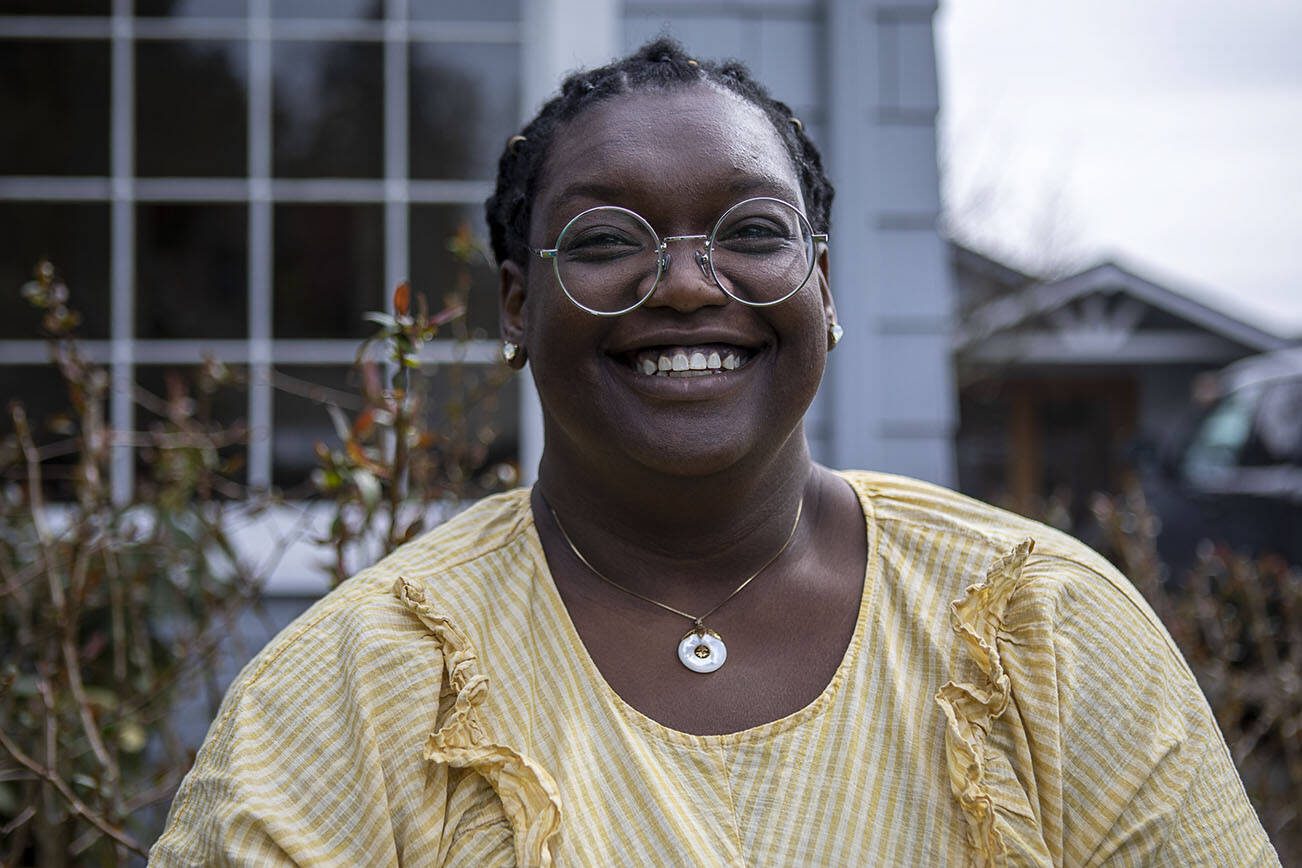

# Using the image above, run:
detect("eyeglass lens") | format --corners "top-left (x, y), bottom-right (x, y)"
top-left (553, 198), bottom-right (815, 315)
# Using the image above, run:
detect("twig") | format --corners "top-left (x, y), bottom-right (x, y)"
top-left (0, 805), bottom-right (35, 836)
top-left (0, 728), bottom-right (145, 857)
top-left (60, 630), bottom-right (120, 785)
top-left (11, 404), bottom-right (61, 609)
top-left (269, 368), bottom-right (365, 411)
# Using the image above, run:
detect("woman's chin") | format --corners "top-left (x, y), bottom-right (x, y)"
top-left (618, 416), bottom-right (804, 481)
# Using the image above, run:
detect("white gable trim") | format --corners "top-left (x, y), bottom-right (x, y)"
top-left (958, 261), bottom-right (1288, 354)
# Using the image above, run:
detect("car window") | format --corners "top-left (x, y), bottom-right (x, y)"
top-left (1182, 383), bottom-right (1262, 485)
top-left (1251, 379), bottom-right (1302, 466)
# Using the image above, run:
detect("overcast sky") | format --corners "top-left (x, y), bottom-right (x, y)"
top-left (936, 0), bottom-right (1302, 338)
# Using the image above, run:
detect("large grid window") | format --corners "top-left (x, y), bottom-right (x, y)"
top-left (1, 1), bottom-right (521, 502)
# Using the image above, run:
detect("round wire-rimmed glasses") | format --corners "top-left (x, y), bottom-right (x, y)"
top-left (532, 196), bottom-right (829, 317)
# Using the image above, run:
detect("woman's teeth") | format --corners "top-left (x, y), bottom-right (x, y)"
top-left (633, 347), bottom-right (747, 377)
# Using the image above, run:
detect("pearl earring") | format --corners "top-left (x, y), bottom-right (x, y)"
top-left (829, 324), bottom-right (844, 348)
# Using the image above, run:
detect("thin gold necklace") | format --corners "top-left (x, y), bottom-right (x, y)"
top-left (547, 497), bottom-right (804, 674)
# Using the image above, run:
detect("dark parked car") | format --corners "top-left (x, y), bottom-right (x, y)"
top-left (1144, 348), bottom-right (1302, 574)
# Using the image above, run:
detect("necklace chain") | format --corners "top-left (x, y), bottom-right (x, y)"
top-left (547, 497), bottom-right (804, 628)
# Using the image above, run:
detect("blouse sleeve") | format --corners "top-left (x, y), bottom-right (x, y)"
top-left (937, 540), bottom-right (1278, 867)
top-left (148, 577), bottom-right (547, 866)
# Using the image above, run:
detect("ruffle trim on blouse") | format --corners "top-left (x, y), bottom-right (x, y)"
top-left (935, 539), bottom-right (1036, 868)
top-left (394, 577), bottom-right (563, 868)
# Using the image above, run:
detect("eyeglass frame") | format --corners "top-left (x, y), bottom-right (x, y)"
top-left (530, 196), bottom-right (830, 318)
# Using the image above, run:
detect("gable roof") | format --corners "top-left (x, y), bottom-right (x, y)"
top-left (950, 243), bottom-right (1036, 295)
top-left (957, 259), bottom-right (1288, 356)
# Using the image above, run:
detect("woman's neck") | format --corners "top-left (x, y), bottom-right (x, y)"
top-left (533, 430), bottom-right (818, 592)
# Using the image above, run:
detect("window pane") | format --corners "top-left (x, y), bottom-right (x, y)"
top-left (409, 0), bottom-right (519, 21)
top-left (274, 204), bottom-right (383, 339)
top-left (137, 203), bottom-right (248, 339)
top-left (0, 40), bottom-right (110, 176)
top-left (409, 42), bottom-right (519, 180)
top-left (135, 0), bottom-right (246, 16)
top-left (273, 42), bottom-right (382, 178)
top-left (271, 364), bottom-right (356, 491)
top-left (0, 364), bottom-right (82, 502)
top-left (0, 202), bottom-right (110, 339)
top-left (1, 1), bottom-right (108, 14)
top-left (409, 205), bottom-right (498, 337)
top-left (137, 41), bottom-right (248, 177)
top-left (135, 364), bottom-right (250, 497)
top-left (271, 0), bottom-right (380, 19)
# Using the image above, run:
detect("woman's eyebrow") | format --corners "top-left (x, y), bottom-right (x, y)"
top-left (549, 182), bottom-right (629, 211)
top-left (550, 176), bottom-right (795, 212)
top-left (724, 175), bottom-right (797, 198)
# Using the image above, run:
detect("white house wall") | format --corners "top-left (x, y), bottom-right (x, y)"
top-left (827, 0), bottom-right (955, 482)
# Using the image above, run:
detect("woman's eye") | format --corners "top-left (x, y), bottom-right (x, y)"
top-left (719, 220), bottom-right (789, 248)
top-left (571, 232), bottom-right (636, 248)
top-left (562, 229), bottom-right (645, 260)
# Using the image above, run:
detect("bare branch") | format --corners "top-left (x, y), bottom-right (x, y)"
top-left (0, 728), bottom-right (145, 858)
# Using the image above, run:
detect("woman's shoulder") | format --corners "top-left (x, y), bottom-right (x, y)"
top-left (842, 469), bottom-right (1104, 560)
top-left (152, 488), bottom-right (545, 865)
top-left (840, 472), bottom-right (1273, 863)
top-left (842, 469), bottom-right (1197, 702)
top-left (841, 469), bottom-right (1148, 626)
top-left (226, 487), bottom-right (539, 699)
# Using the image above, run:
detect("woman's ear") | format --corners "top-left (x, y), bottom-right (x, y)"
top-left (499, 258), bottom-right (529, 369)
top-left (816, 246), bottom-right (841, 351)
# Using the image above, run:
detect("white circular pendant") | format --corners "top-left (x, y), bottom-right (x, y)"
top-left (677, 628), bottom-right (727, 673)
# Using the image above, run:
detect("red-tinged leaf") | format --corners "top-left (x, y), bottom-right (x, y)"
top-left (400, 518), bottom-right (426, 544)
top-left (353, 407), bottom-right (375, 438)
top-left (362, 360), bottom-right (383, 401)
top-left (346, 439), bottom-right (390, 478)
top-left (393, 280), bottom-right (411, 317)
top-left (345, 439), bottom-right (380, 473)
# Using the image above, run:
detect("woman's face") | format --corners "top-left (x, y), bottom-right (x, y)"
top-left (503, 83), bottom-right (834, 479)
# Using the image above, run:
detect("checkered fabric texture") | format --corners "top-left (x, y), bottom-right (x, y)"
top-left (151, 473), bottom-right (1277, 866)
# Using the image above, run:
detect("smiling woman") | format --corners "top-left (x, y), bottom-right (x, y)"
top-left (151, 39), bottom-right (1278, 866)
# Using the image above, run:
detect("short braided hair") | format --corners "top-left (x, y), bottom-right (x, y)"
top-left (484, 37), bottom-right (834, 268)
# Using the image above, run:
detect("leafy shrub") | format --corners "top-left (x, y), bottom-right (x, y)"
top-left (1, 244), bottom-right (508, 864)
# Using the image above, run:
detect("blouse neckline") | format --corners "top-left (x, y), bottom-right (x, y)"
top-left (521, 471), bottom-right (881, 748)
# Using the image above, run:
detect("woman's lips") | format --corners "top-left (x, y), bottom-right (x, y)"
top-left (623, 344), bottom-right (754, 377)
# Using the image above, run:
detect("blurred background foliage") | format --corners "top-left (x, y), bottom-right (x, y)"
top-left (0, 249), bottom-right (512, 865)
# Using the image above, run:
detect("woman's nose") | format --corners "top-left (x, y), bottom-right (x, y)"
top-left (647, 245), bottom-right (727, 312)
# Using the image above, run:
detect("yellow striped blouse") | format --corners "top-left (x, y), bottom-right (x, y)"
top-left (151, 472), bottom-right (1277, 866)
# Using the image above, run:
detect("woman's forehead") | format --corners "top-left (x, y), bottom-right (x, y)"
top-left (535, 85), bottom-right (802, 217)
